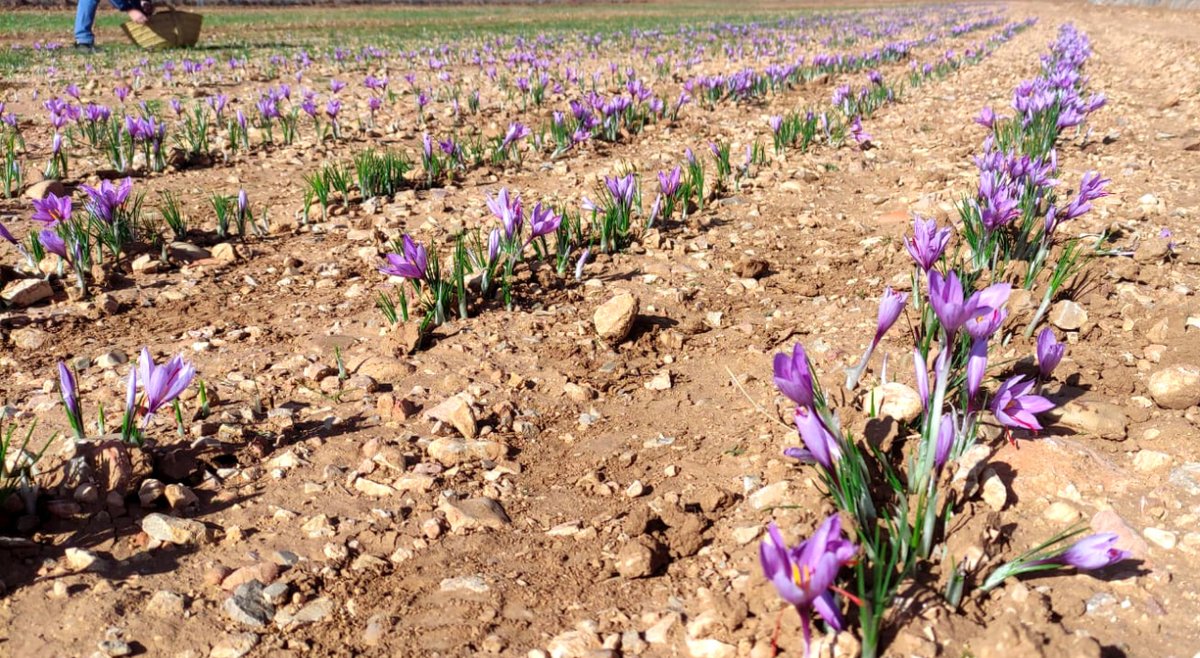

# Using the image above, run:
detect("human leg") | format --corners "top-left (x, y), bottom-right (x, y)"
top-left (73, 0), bottom-right (101, 45)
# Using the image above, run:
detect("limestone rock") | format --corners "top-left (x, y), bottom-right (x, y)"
top-left (141, 513), bottom-right (207, 545)
top-left (426, 437), bottom-right (505, 466)
top-left (1, 279), bottom-right (53, 307)
top-left (424, 395), bottom-right (477, 439)
top-left (593, 292), bottom-right (639, 343)
top-left (440, 497), bottom-right (511, 532)
top-left (1049, 300), bottom-right (1087, 331)
top-left (867, 382), bottom-right (923, 423)
top-left (1148, 365), bottom-right (1200, 409)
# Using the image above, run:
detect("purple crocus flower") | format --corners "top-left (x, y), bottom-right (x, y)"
top-left (759, 516), bottom-right (858, 657)
top-left (379, 235), bottom-right (428, 280)
top-left (123, 365), bottom-right (138, 426)
top-left (135, 348), bottom-right (196, 425)
top-left (964, 299), bottom-right (1010, 400)
top-left (80, 178), bottom-right (132, 223)
top-left (1036, 327), bottom-right (1065, 379)
top-left (604, 174), bottom-right (636, 208)
top-left (325, 99), bottom-right (341, 119)
top-left (237, 189), bottom-right (248, 218)
top-left (58, 361), bottom-right (81, 425)
top-left (774, 343), bottom-right (815, 408)
top-left (528, 202), bottom-right (562, 239)
top-left (914, 348), bottom-right (929, 408)
top-left (975, 107), bottom-right (997, 129)
top-left (500, 122), bottom-right (530, 150)
top-left (990, 375), bottom-right (1054, 432)
top-left (928, 271), bottom-right (1008, 337)
top-left (39, 229), bottom-right (69, 259)
top-left (0, 221), bottom-right (16, 245)
top-left (135, 350), bottom-right (195, 427)
top-left (487, 228), bottom-right (502, 264)
top-left (768, 115), bottom-right (783, 134)
top-left (787, 404), bottom-right (842, 472)
top-left (658, 166), bottom-right (681, 198)
top-left (1054, 533), bottom-right (1130, 570)
top-left (31, 193), bottom-right (72, 226)
top-left (486, 188), bottom-right (524, 239)
top-left (934, 412), bottom-right (955, 469)
top-left (874, 287), bottom-right (908, 343)
top-left (904, 216), bottom-right (950, 272)
top-left (845, 287), bottom-right (909, 390)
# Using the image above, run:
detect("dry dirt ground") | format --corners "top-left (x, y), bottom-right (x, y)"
top-left (1, 2), bottom-right (1200, 657)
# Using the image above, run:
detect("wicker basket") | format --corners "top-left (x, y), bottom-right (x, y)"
top-left (121, 6), bottom-right (203, 50)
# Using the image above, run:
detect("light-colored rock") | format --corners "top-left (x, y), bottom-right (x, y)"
top-left (168, 241), bottom-right (211, 263)
top-left (424, 395), bottom-right (477, 438)
top-left (24, 180), bottom-right (66, 200)
top-left (1050, 397), bottom-right (1128, 440)
top-left (547, 630), bottom-right (598, 658)
top-left (1133, 450), bottom-right (1171, 472)
top-left (748, 481), bottom-right (789, 511)
top-left (867, 382), bottom-right (923, 423)
top-left (209, 632), bottom-right (258, 658)
top-left (1, 279), bottom-right (53, 307)
top-left (440, 497), bottom-right (511, 532)
top-left (353, 477), bottom-right (397, 497)
top-left (980, 468), bottom-right (1008, 511)
top-left (1049, 300), bottom-right (1088, 331)
top-left (1144, 527), bottom-right (1177, 550)
top-left (1043, 502), bottom-right (1079, 524)
top-left (593, 292), bottom-right (639, 342)
top-left (426, 437), bottom-right (504, 466)
top-left (146, 590), bottom-right (186, 617)
top-left (212, 243), bottom-right (239, 263)
top-left (439, 575), bottom-right (489, 594)
top-left (1148, 365), bottom-right (1200, 410)
top-left (10, 327), bottom-right (48, 350)
top-left (65, 547), bottom-right (106, 572)
top-left (141, 513), bottom-right (207, 545)
top-left (615, 537), bottom-right (661, 579)
top-left (645, 614), bottom-right (679, 644)
top-left (685, 638), bottom-right (736, 658)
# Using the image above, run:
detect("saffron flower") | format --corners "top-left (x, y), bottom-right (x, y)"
top-left (604, 174), bottom-right (636, 208)
top-left (845, 287), bottom-right (908, 390)
top-left (135, 348), bottom-right (196, 425)
top-left (1055, 533), bottom-right (1130, 570)
top-left (774, 343), bottom-right (815, 408)
top-left (500, 122), bottom-right (530, 150)
top-left (58, 361), bottom-right (84, 439)
top-left (658, 166), bottom-right (681, 198)
top-left (379, 235), bottom-right (428, 280)
top-left (486, 188), bottom-right (523, 240)
top-left (39, 229), bottom-right (69, 260)
top-left (759, 516), bottom-right (858, 657)
top-left (934, 412), bottom-right (955, 469)
top-left (787, 405), bottom-right (841, 472)
top-left (904, 216), bottom-right (951, 272)
top-left (927, 271), bottom-right (1008, 337)
top-left (990, 375), bottom-right (1054, 431)
top-left (80, 177), bottom-right (132, 223)
top-left (31, 193), bottom-right (72, 226)
top-left (528, 202), bottom-right (562, 239)
top-left (0, 221), bottom-right (17, 245)
top-left (1036, 327), bottom-right (1065, 379)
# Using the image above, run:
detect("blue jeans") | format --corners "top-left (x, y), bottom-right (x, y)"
top-left (74, 0), bottom-right (139, 45)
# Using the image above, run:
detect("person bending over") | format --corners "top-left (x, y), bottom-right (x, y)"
top-left (75, 0), bottom-right (154, 50)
